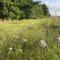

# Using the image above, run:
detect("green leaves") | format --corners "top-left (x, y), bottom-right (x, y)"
top-left (0, 0), bottom-right (50, 20)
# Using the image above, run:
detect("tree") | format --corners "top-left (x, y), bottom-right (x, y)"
top-left (42, 4), bottom-right (50, 16)
top-left (0, 0), bottom-right (50, 20)
top-left (30, 1), bottom-right (44, 19)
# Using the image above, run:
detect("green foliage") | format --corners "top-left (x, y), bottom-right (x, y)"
top-left (42, 4), bottom-right (50, 16)
top-left (0, 0), bottom-right (50, 20)
top-left (30, 3), bottom-right (44, 18)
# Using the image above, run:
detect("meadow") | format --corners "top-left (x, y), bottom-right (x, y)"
top-left (0, 18), bottom-right (60, 60)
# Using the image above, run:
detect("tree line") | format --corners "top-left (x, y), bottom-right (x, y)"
top-left (0, 0), bottom-right (50, 20)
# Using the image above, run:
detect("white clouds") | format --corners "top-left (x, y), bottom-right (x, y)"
top-left (48, 2), bottom-right (60, 9)
top-left (42, 0), bottom-right (49, 5)
top-left (36, 0), bottom-right (60, 16)
top-left (45, 1), bottom-right (60, 16)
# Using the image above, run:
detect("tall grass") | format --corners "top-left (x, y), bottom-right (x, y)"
top-left (0, 19), bottom-right (60, 60)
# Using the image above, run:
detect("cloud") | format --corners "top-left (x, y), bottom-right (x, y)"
top-left (42, 0), bottom-right (60, 16)
top-left (48, 2), bottom-right (60, 9)
top-left (48, 1), bottom-right (60, 16)
top-left (35, 0), bottom-right (60, 16)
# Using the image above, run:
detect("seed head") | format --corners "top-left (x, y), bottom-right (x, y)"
top-left (28, 25), bottom-right (33, 29)
top-left (23, 39), bottom-right (27, 42)
top-left (39, 40), bottom-right (47, 48)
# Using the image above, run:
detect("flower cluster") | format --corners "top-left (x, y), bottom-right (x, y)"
top-left (38, 40), bottom-right (48, 48)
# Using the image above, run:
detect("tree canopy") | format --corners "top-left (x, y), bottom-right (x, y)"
top-left (0, 0), bottom-right (50, 20)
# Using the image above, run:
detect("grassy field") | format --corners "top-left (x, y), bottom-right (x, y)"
top-left (0, 18), bottom-right (60, 60)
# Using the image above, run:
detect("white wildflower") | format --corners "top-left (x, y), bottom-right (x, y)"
top-left (9, 47), bottom-right (13, 51)
top-left (19, 49), bottom-right (23, 52)
top-left (39, 40), bottom-right (47, 48)
top-left (57, 37), bottom-right (60, 43)
top-left (23, 39), bottom-right (27, 42)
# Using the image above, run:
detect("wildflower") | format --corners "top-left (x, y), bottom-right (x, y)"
top-left (19, 49), bottom-right (23, 52)
top-left (56, 37), bottom-right (60, 43)
top-left (9, 47), bottom-right (13, 51)
top-left (39, 40), bottom-right (47, 48)
top-left (23, 39), bottom-right (27, 42)
top-left (8, 47), bottom-right (13, 54)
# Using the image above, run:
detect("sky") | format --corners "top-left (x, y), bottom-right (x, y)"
top-left (34, 0), bottom-right (60, 16)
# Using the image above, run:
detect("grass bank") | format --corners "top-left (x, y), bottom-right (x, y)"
top-left (0, 19), bottom-right (60, 60)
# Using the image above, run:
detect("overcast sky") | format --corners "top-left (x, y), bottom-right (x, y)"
top-left (34, 0), bottom-right (60, 16)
